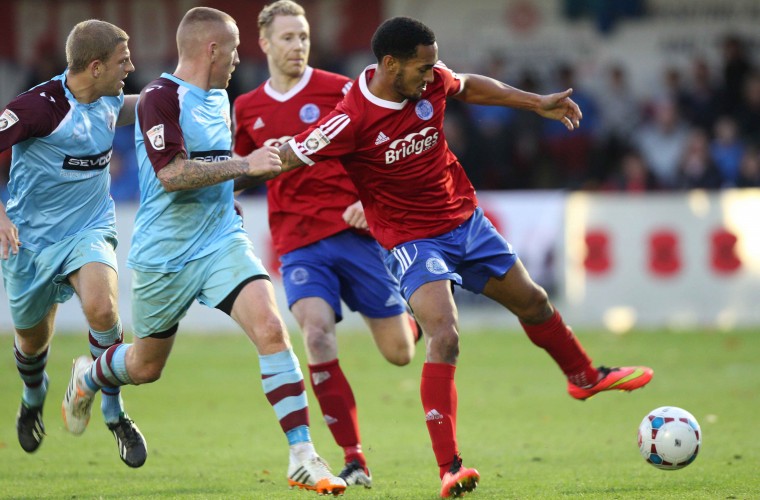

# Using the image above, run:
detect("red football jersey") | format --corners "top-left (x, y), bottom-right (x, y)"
top-left (289, 63), bottom-right (477, 250)
top-left (233, 67), bottom-right (362, 256)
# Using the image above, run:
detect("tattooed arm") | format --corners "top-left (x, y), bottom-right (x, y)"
top-left (233, 141), bottom-right (307, 191)
top-left (158, 146), bottom-right (281, 192)
top-left (278, 141), bottom-right (307, 172)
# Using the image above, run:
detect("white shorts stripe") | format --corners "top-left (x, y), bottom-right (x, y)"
top-left (393, 245), bottom-right (418, 273)
top-left (392, 250), bottom-right (408, 273)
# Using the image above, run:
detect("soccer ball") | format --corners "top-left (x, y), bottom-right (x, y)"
top-left (637, 406), bottom-right (701, 470)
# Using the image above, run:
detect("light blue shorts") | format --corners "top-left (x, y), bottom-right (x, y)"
top-left (1, 226), bottom-right (118, 329)
top-left (280, 231), bottom-right (406, 323)
top-left (131, 235), bottom-right (268, 338)
top-left (384, 207), bottom-right (517, 301)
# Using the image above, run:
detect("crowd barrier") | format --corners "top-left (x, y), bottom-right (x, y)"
top-left (2, 190), bottom-right (759, 333)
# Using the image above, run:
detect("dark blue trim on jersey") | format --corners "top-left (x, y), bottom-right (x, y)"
top-left (62, 147), bottom-right (113, 171)
top-left (189, 150), bottom-right (232, 162)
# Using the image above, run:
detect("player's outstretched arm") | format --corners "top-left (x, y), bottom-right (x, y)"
top-left (455, 74), bottom-right (582, 130)
top-left (535, 88), bottom-right (582, 131)
top-left (234, 140), bottom-right (308, 190)
top-left (158, 146), bottom-right (281, 192)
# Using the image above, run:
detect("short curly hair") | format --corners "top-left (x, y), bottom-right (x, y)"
top-left (65, 20), bottom-right (129, 73)
top-left (371, 16), bottom-right (436, 62)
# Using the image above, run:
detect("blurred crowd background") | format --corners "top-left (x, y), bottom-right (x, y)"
top-left (1, 0), bottom-right (759, 201)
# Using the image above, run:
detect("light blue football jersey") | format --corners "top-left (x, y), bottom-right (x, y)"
top-left (1, 72), bottom-right (121, 252)
top-left (128, 73), bottom-right (243, 272)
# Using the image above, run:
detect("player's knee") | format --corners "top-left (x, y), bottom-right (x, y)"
top-left (514, 285), bottom-right (551, 322)
top-left (377, 331), bottom-right (415, 366)
top-left (304, 327), bottom-right (334, 356)
top-left (82, 298), bottom-right (118, 331)
top-left (427, 328), bottom-right (460, 363)
top-left (252, 316), bottom-right (289, 348)
top-left (131, 362), bottom-right (165, 385)
top-left (382, 344), bottom-right (414, 366)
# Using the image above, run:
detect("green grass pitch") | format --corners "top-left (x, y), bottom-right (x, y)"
top-left (1, 327), bottom-right (758, 499)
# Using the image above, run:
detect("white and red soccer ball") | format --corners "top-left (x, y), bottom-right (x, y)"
top-left (638, 406), bottom-right (701, 470)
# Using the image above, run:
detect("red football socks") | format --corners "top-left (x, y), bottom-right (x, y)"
top-left (520, 309), bottom-right (598, 387)
top-left (421, 362), bottom-right (458, 478)
top-left (308, 359), bottom-right (365, 466)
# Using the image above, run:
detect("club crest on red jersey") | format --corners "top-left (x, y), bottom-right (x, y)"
top-left (299, 103), bottom-right (320, 124)
top-left (415, 99), bottom-right (433, 120)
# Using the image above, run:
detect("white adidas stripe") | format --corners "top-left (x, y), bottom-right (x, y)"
top-left (320, 114), bottom-right (350, 138)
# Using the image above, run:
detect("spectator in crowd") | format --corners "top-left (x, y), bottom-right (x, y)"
top-left (659, 66), bottom-right (691, 118)
top-left (736, 72), bottom-right (760, 146)
top-left (735, 146), bottom-right (760, 188)
top-left (7, 19), bottom-right (756, 199)
top-left (21, 36), bottom-right (66, 95)
top-left (456, 53), bottom-right (519, 189)
top-left (466, 101), bottom-right (517, 188)
top-left (604, 148), bottom-right (658, 192)
top-left (675, 128), bottom-right (723, 190)
top-left (507, 71), bottom-right (553, 189)
top-left (591, 63), bottom-right (640, 186)
top-left (442, 101), bottom-right (478, 178)
top-left (682, 57), bottom-right (720, 133)
top-left (719, 34), bottom-right (753, 116)
top-left (543, 63), bottom-right (598, 188)
top-left (710, 116), bottom-right (745, 186)
top-left (633, 98), bottom-right (690, 188)
top-left (108, 124), bottom-right (140, 201)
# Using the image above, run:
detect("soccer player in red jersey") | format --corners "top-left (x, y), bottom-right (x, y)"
top-left (240, 16), bottom-right (654, 498)
top-left (233, 1), bottom-right (419, 487)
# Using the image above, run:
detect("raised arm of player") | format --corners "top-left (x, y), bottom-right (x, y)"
top-left (455, 73), bottom-right (583, 131)
top-left (159, 146), bottom-right (281, 192)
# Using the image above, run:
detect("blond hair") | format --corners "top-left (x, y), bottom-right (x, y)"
top-left (258, 0), bottom-right (305, 37)
top-left (65, 20), bottom-right (129, 73)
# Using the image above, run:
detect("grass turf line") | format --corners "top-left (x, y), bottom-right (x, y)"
top-left (0, 329), bottom-right (758, 499)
